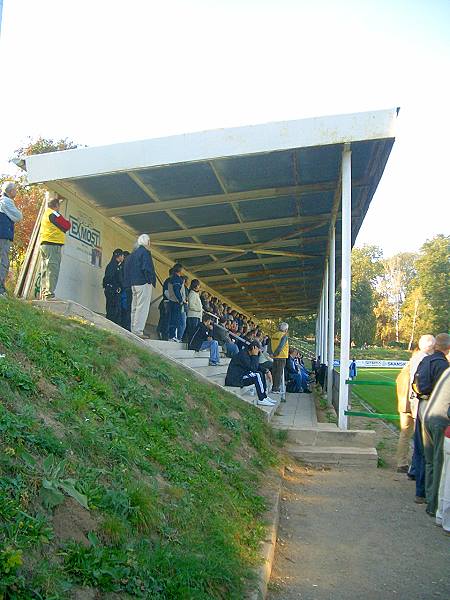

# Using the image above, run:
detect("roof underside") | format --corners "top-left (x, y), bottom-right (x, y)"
top-left (25, 109), bottom-right (397, 317)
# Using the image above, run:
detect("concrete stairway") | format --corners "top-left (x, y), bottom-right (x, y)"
top-left (271, 393), bottom-right (378, 469)
top-left (144, 339), bottom-right (280, 420)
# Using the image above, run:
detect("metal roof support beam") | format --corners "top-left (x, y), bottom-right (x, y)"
top-left (338, 144), bottom-right (352, 430)
top-left (150, 239), bottom-right (314, 260)
top-left (192, 254), bottom-right (318, 273)
top-left (102, 181), bottom-right (342, 217)
top-left (327, 225), bottom-right (336, 408)
top-left (151, 215), bottom-right (328, 241)
top-left (202, 266), bottom-right (315, 282)
top-left (323, 260), bottom-right (329, 365)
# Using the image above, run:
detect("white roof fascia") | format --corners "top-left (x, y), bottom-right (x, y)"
top-left (25, 108), bottom-right (398, 185)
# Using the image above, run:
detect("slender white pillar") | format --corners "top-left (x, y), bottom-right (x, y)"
top-left (338, 144), bottom-right (352, 430)
top-left (323, 261), bottom-right (329, 366)
top-left (319, 288), bottom-right (325, 362)
top-left (327, 226), bottom-right (336, 407)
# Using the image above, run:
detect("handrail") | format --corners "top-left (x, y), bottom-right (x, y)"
top-left (346, 379), bottom-right (396, 387)
top-left (345, 410), bottom-right (400, 421)
top-left (204, 310), bottom-right (249, 346)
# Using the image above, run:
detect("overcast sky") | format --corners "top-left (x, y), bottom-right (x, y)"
top-left (1, 0), bottom-right (449, 256)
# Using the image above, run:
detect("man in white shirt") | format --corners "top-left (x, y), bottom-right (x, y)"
top-left (0, 182), bottom-right (23, 296)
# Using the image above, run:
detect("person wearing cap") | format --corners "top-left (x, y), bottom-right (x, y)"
top-left (270, 322), bottom-right (289, 393)
top-left (102, 249), bottom-right (124, 325)
top-left (123, 234), bottom-right (156, 339)
top-left (225, 341), bottom-right (276, 407)
top-left (39, 192), bottom-right (71, 300)
top-left (0, 181), bottom-right (23, 296)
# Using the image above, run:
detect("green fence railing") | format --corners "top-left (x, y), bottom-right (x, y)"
top-left (345, 378), bottom-right (399, 421)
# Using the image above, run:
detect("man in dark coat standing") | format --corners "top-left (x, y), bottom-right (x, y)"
top-left (225, 341), bottom-right (276, 406)
top-left (123, 234), bottom-right (156, 339)
top-left (412, 333), bottom-right (450, 504)
top-left (102, 248), bottom-right (124, 325)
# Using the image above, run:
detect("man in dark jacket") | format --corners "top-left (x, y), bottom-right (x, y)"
top-left (412, 333), bottom-right (450, 504)
top-left (120, 251), bottom-right (132, 331)
top-left (225, 341), bottom-right (275, 406)
top-left (167, 263), bottom-right (187, 342)
top-left (103, 248), bottom-right (124, 325)
top-left (188, 316), bottom-right (220, 365)
top-left (123, 234), bottom-right (156, 339)
top-left (423, 369), bottom-right (450, 517)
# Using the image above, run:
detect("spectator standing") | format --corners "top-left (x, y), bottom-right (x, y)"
top-left (0, 181), bottom-right (22, 296)
top-left (408, 334), bottom-right (436, 479)
top-left (157, 267), bottom-right (173, 341)
top-left (270, 322), bottom-right (289, 393)
top-left (102, 249), bottom-right (124, 325)
top-left (39, 193), bottom-right (71, 300)
top-left (436, 425), bottom-right (450, 535)
top-left (123, 234), bottom-right (156, 339)
top-left (423, 368), bottom-right (450, 517)
top-left (167, 264), bottom-right (186, 342)
top-left (179, 275), bottom-right (189, 341)
top-left (186, 278), bottom-right (202, 344)
top-left (349, 358), bottom-right (357, 380)
top-left (188, 315), bottom-right (220, 366)
top-left (120, 251), bottom-right (132, 331)
top-left (395, 361), bottom-right (413, 473)
top-left (225, 341), bottom-right (275, 406)
top-left (412, 333), bottom-right (450, 504)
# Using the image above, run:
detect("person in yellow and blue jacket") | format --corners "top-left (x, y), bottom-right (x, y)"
top-left (39, 192), bottom-right (70, 300)
top-left (270, 322), bottom-right (289, 394)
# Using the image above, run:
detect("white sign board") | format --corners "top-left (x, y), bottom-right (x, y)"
top-left (333, 359), bottom-right (407, 369)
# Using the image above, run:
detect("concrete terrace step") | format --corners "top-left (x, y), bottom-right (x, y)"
top-left (287, 444), bottom-right (378, 468)
top-left (177, 357), bottom-right (231, 368)
top-left (283, 428), bottom-right (376, 448)
top-left (195, 365), bottom-right (229, 377)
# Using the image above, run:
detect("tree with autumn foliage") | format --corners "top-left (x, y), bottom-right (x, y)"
top-left (0, 137), bottom-right (80, 282)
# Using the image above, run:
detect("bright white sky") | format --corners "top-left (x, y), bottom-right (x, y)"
top-left (1, 0), bottom-right (449, 256)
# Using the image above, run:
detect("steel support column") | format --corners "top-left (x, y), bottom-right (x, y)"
top-left (323, 261), bottom-right (329, 366)
top-left (327, 226), bottom-right (336, 407)
top-left (338, 144), bottom-right (352, 430)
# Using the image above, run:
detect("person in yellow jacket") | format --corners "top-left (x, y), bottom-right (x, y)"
top-left (270, 322), bottom-right (289, 394)
top-left (396, 361), bottom-right (413, 473)
top-left (39, 193), bottom-right (71, 300)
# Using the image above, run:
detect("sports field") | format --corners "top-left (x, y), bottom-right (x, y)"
top-left (349, 368), bottom-right (401, 419)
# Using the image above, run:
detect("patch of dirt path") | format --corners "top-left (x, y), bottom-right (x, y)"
top-left (268, 463), bottom-right (449, 600)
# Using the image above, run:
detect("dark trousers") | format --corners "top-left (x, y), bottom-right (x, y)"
top-left (121, 288), bottom-right (132, 331)
top-left (272, 358), bottom-right (286, 392)
top-left (168, 301), bottom-right (183, 339)
top-left (423, 421), bottom-right (446, 515)
top-left (186, 317), bottom-right (200, 345)
top-left (413, 412), bottom-right (426, 498)
top-left (157, 301), bottom-right (170, 340)
top-left (105, 290), bottom-right (121, 325)
top-left (242, 371), bottom-right (267, 402)
top-left (287, 373), bottom-right (303, 393)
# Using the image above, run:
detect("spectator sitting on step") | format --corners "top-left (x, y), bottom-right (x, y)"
top-left (225, 340), bottom-right (275, 407)
top-left (188, 315), bottom-right (221, 366)
top-left (213, 316), bottom-right (239, 357)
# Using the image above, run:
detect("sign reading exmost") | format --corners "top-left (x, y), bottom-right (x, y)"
top-left (69, 215), bottom-right (101, 248)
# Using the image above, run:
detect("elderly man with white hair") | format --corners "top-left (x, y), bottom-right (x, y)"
top-left (0, 181), bottom-right (23, 296)
top-left (123, 234), bottom-right (156, 339)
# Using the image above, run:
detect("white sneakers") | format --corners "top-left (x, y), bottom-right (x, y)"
top-left (257, 397), bottom-right (277, 406)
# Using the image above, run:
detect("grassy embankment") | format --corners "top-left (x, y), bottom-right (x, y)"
top-left (0, 298), bottom-right (283, 599)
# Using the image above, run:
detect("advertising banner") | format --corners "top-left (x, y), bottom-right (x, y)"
top-left (333, 359), bottom-right (407, 368)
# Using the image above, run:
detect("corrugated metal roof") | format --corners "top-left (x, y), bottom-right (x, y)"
top-left (23, 108), bottom-right (397, 317)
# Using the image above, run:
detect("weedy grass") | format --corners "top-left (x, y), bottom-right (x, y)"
top-left (0, 298), bottom-right (282, 599)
